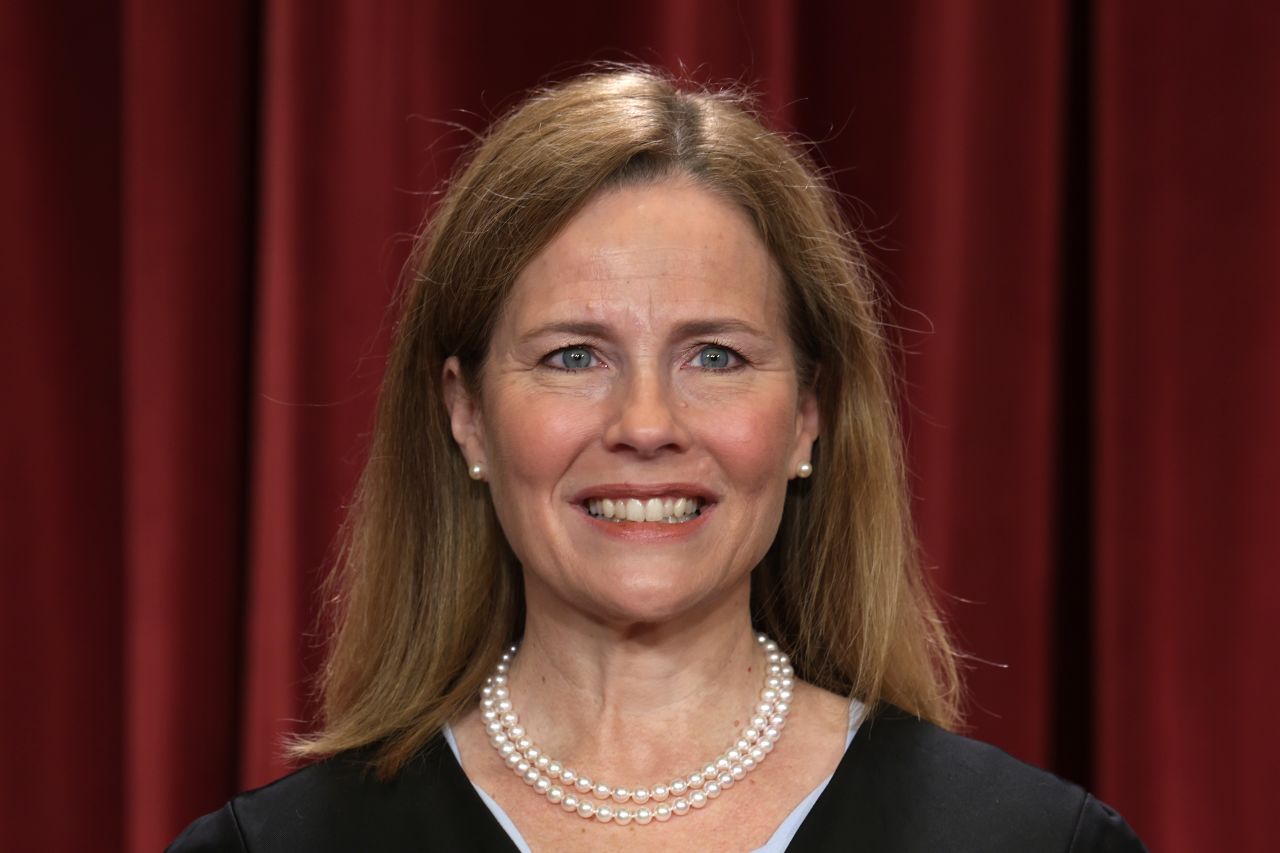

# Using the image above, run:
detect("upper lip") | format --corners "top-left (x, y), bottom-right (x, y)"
top-left (569, 482), bottom-right (718, 503)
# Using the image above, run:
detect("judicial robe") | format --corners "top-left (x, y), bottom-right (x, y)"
top-left (168, 705), bottom-right (1146, 851)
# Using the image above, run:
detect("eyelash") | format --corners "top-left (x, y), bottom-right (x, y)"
top-left (541, 340), bottom-right (748, 372)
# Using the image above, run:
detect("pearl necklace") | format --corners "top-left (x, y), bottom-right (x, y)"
top-left (479, 633), bottom-right (794, 826)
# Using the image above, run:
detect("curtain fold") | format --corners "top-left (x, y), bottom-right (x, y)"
top-left (2, 2), bottom-right (1275, 851)
top-left (119, 2), bottom-right (256, 849)
top-left (1093, 5), bottom-right (1280, 850)
top-left (0, 3), bottom-right (125, 851)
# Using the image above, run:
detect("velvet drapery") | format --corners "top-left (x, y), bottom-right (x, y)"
top-left (3, 2), bottom-right (1276, 851)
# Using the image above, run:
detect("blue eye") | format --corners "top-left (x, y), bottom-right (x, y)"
top-left (695, 345), bottom-right (736, 369)
top-left (556, 346), bottom-right (595, 370)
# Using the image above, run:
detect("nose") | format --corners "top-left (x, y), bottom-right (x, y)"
top-left (602, 366), bottom-right (690, 456)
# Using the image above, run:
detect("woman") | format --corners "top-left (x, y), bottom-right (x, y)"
top-left (171, 68), bottom-right (1144, 851)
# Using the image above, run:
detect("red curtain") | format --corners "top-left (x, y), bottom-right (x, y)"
top-left (3, 2), bottom-right (1276, 851)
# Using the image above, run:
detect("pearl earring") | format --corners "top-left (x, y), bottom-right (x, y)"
top-left (796, 462), bottom-right (813, 478)
top-left (469, 463), bottom-right (486, 481)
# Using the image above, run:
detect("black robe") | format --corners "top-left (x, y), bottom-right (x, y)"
top-left (168, 706), bottom-right (1146, 851)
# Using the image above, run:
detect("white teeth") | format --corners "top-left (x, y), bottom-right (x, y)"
top-left (644, 498), bottom-right (664, 521)
top-left (585, 495), bottom-right (703, 523)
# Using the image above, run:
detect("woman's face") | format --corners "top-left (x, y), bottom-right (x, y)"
top-left (445, 179), bottom-right (819, 625)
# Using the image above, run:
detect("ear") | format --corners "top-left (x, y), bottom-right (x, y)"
top-left (790, 386), bottom-right (821, 476)
top-left (442, 356), bottom-right (486, 468)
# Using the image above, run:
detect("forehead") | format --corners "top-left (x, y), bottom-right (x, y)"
top-left (499, 180), bottom-right (785, 332)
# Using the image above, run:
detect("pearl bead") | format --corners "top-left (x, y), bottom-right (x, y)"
top-left (480, 636), bottom-right (794, 829)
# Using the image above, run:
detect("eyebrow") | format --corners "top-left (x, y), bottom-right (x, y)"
top-left (518, 317), bottom-right (771, 343)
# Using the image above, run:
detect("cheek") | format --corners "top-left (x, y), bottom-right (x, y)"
top-left (483, 387), bottom-right (598, 498)
top-left (691, 396), bottom-right (799, 490)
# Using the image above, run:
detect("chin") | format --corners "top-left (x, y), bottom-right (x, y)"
top-left (578, 572), bottom-right (736, 628)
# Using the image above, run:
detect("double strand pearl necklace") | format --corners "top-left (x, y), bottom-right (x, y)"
top-left (479, 633), bottom-right (794, 826)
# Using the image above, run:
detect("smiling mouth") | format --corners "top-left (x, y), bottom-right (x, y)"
top-left (584, 496), bottom-right (705, 524)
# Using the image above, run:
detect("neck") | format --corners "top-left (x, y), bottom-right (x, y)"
top-left (505, 575), bottom-right (766, 780)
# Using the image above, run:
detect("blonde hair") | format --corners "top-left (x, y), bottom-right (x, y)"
top-left (293, 66), bottom-right (961, 774)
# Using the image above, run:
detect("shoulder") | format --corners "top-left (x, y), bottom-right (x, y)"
top-left (166, 740), bottom-right (514, 852)
top-left (792, 705), bottom-right (1146, 852)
